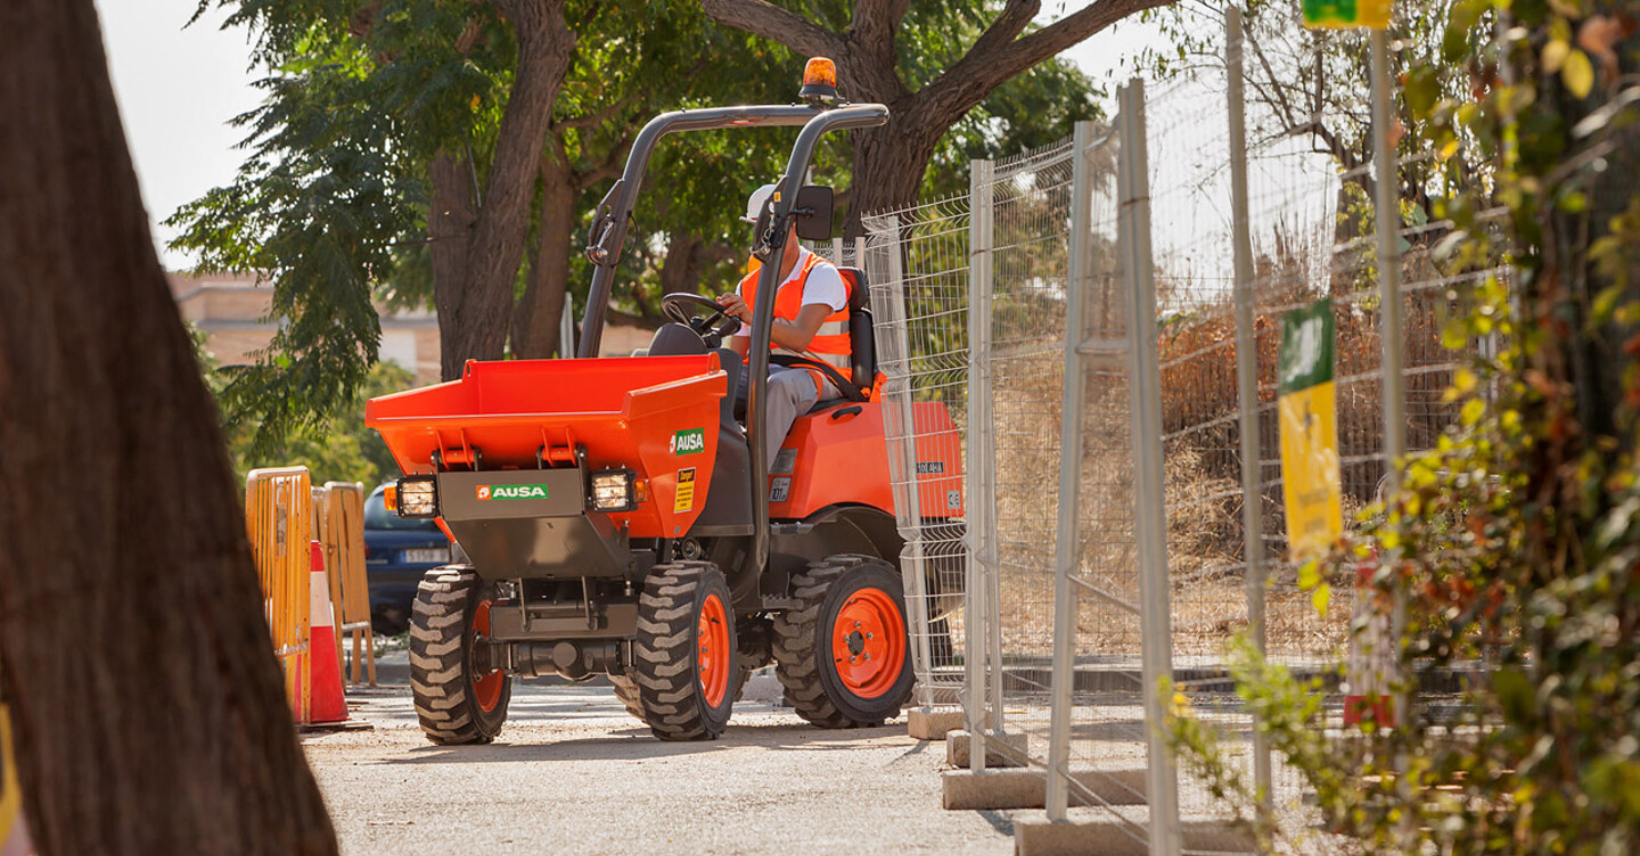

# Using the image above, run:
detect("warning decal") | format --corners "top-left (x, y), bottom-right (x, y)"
top-left (674, 468), bottom-right (697, 514)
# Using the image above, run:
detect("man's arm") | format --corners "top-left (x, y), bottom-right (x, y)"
top-left (719, 294), bottom-right (831, 353)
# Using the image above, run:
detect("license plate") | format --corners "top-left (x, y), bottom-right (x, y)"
top-left (403, 548), bottom-right (449, 564)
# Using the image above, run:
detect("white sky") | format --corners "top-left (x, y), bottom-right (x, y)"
top-left (94, 1), bottom-right (1160, 272)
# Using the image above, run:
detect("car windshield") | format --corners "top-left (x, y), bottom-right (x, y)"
top-left (365, 490), bottom-right (441, 532)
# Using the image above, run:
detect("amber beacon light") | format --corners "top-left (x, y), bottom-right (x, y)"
top-left (799, 56), bottom-right (839, 103)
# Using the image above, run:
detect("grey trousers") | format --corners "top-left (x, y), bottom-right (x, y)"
top-left (736, 364), bottom-right (841, 463)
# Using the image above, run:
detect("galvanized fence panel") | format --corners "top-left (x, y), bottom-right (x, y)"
top-left (867, 17), bottom-right (1500, 849)
top-left (863, 197), bottom-right (975, 715)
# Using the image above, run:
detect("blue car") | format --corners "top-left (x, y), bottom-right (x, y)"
top-left (365, 484), bottom-right (452, 635)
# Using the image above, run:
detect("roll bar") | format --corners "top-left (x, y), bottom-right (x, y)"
top-left (574, 101), bottom-right (891, 578)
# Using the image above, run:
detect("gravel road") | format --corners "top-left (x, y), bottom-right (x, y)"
top-left (301, 651), bottom-right (1014, 855)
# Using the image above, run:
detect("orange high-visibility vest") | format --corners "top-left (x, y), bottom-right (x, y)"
top-left (739, 251), bottom-right (853, 394)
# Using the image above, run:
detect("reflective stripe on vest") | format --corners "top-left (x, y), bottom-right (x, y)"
top-left (739, 251), bottom-right (853, 391)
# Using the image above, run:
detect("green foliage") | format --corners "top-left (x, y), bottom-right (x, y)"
top-left (1165, 0), bottom-right (1640, 852)
top-left (170, 0), bottom-right (1108, 456)
top-left (199, 334), bottom-right (411, 490)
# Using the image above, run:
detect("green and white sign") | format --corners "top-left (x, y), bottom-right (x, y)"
top-left (476, 484), bottom-right (550, 501)
top-left (670, 428), bottom-right (706, 456)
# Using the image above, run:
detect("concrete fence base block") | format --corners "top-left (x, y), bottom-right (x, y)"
top-left (1013, 815), bottom-right (1256, 856)
top-left (941, 767), bottom-right (1148, 811)
top-left (945, 730), bottom-right (1028, 768)
top-left (907, 708), bottom-right (968, 740)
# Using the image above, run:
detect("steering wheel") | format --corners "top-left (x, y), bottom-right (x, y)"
top-left (661, 293), bottom-right (742, 346)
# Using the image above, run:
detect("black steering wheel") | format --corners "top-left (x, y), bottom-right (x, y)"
top-left (661, 293), bottom-right (742, 346)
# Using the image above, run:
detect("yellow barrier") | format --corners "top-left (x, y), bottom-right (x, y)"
top-left (246, 467), bottom-right (313, 722)
top-left (317, 482), bottom-right (375, 687)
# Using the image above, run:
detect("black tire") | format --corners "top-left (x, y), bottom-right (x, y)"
top-left (608, 673), bottom-right (645, 721)
top-left (773, 554), bottom-right (915, 728)
top-left (408, 566), bottom-right (511, 744)
top-left (634, 561), bottom-right (737, 740)
top-left (734, 616), bottom-right (774, 703)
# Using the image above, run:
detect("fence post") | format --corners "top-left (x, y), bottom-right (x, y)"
top-left (1225, 5), bottom-right (1274, 809)
top-left (1044, 123), bottom-right (1098, 820)
top-left (1118, 78), bottom-right (1182, 856)
top-left (966, 158), bottom-right (997, 769)
top-left (559, 293), bottom-right (576, 359)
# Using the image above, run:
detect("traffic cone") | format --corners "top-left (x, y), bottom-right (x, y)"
top-left (303, 540), bottom-right (349, 725)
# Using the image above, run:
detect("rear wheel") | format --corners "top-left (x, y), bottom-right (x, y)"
top-left (773, 555), bottom-right (914, 728)
top-left (634, 561), bottom-right (737, 740)
top-left (408, 566), bottom-right (510, 744)
top-left (609, 673), bottom-right (644, 721)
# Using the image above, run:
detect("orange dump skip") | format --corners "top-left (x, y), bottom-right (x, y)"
top-left (366, 354), bottom-right (726, 538)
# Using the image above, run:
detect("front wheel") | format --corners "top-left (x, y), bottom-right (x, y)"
top-left (773, 555), bottom-right (914, 727)
top-left (408, 567), bottom-right (511, 744)
top-left (634, 561), bottom-right (737, 740)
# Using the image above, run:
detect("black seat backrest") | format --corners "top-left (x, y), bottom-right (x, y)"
top-left (646, 322), bottom-right (707, 357)
top-left (835, 267), bottom-right (877, 388)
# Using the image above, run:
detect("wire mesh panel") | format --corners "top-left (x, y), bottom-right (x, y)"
top-left (981, 137), bottom-right (1078, 749)
top-left (864, 197), bottom-right (973, 712)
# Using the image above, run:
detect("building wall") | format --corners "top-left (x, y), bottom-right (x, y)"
top-left (171, 271), bottom-right (663, 388)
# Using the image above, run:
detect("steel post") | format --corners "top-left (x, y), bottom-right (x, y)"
top-left (1119, 79), bottom-right (1182, 856)
top-left (1044, 122), bottom-right (1098, 821)
top-left (1225, 6), bottom-right (1273, 808)
top-left (559, 294), bottom-right (575, 359)
top-left (966, 159), bottom-right (996, 769)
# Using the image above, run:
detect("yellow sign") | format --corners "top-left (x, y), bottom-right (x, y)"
top-left (1278, 300), bottom-right (1343, 560)
top-left (1303, 0), bottom-right (1390, 28)
top-left (673, 468), bottom-right (697, 514)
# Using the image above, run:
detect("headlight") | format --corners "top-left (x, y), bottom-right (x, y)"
top-left (590, 469), bottom-right (636, 512)
top-left (396, 476), bottom-right (439, 518)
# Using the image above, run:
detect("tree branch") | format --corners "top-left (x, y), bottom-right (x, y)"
top-left (915, 0), bottom-right (1176, 127)
top-left (850, 0), bottom-right (913, 59)
top-left (699, 0), bottom-right (846, 58)
top-left (554, 96), bottom-right (632, 133)
top-left (574, 138), bottom-right (633, 191)
top-left (963, 0), bottom-right (1040, 67)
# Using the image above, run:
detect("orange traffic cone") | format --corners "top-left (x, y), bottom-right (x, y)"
top-left (304, 540), bottom-right (350, 725)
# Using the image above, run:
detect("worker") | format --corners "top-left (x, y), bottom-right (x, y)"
top-left (719, 183), bottom-right (853, 463)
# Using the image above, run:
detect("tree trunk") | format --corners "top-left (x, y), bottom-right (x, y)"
top-left (434, 0), bottom-right (574, 379)
top-left (843, 115), bottom-right (943, 238)
top-left (429, 152), bottom-right (477, 379)
top-left (0, 2), bottom-right (337, 854)
top-left (658, 230), bottom-right (705, 297)
top-left (510, 152), bottom-right (575, 359)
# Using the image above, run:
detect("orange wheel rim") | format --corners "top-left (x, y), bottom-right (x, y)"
top-left (831, 587), bottom-right (906, 699)
top-left (698, 593), bottom-right (730, 707)
top-left (471, 599), bottom-right (505, 713)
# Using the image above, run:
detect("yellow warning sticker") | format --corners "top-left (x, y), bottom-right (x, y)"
top-left (674, 468), bottom-right (697, 514)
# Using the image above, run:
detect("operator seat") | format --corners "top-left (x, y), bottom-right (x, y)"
top-left (804, 266), bottom-right (876, 412)
top-left (646, 322), bottom-right (708, 357)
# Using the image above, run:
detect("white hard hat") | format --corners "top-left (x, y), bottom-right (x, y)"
top-left (741, 183), bottom-right (778, 224)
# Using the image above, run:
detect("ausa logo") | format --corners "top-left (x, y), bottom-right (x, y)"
top-left (670, 428), bottom-right (706, 456)
top-left (476, 484), bottom-right (549, 501)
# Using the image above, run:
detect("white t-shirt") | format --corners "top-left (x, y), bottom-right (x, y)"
top-left (732, 248), bottom-right (847, 338)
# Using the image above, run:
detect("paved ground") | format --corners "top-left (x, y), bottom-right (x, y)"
top-left (301, 650), bottom-right (1015, 855)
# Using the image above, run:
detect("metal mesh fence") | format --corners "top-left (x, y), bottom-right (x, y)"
top-left (864, 16), bottom-right (1497, 850)
top-left (863, 200), bottom-right (973, 711)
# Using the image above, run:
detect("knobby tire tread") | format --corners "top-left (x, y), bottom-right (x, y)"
top-left (408, 566), bottom-right (509, 745)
